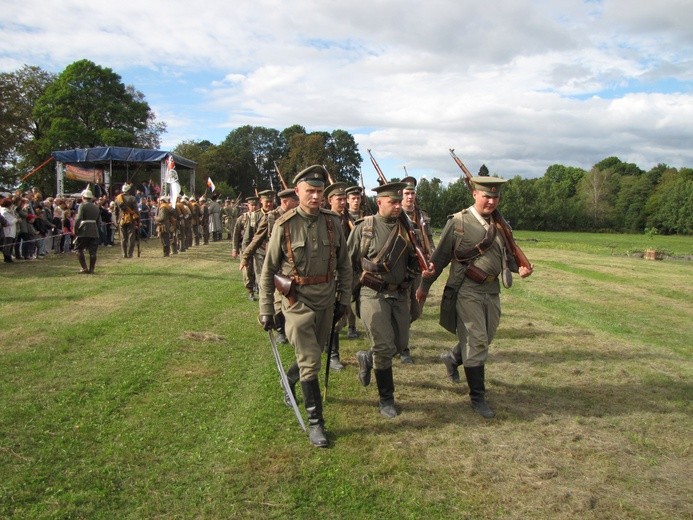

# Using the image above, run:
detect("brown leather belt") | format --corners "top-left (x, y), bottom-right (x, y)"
top-left (295, 274), bottom-right (331, 285)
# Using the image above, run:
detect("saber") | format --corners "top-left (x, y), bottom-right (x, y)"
top-left (268, 330), bottom-right (306, 431)
top-left (323, 314), bottom-right (338, 400)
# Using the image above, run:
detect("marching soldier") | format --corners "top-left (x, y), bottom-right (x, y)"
top-left (323, 181), bottom-right (350, 370)
top-left (416, 174), bottom-right (533, 418)
top-left (232, 196), bottom-right (259, 300)
top-left (223, 198), bottom-right (240, 241)
top-left (258, 165), bottom-right (352, 447)
top-left (199, 196), bottom-right (209, 245)
top-left (175, 195), bottom-right (190, 252)
top-left (344, 185), bottom-right (365, 339)
top-left (347, 182), bottom-right (431, 418)
top-left (208, 193), bottom-right (222, 241)
top-left (190, 196), bottom-right (201, 246)
top-left (399, 176), bottom-right (435, 364)
top-left (155, 195), bottom-right (176, 256)
top-left (241, 188), bottom-right (299, 343)
top-left (115, 182), bottom-right (140, 258)
top-left (73, 185), bottom-right (101, 274)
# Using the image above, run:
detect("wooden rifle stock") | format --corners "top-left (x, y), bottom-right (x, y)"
top-left (273, 161), bottom-right (289, 191)
top-left (448, 149), bottom-right (531, 270)
top-left (368, 149), bottom-right (430, 272)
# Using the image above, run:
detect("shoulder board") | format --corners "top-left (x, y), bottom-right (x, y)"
top-left (276, 207), bottom-right (298, 225)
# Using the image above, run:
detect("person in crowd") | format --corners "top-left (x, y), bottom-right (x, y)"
top-left (1, 197), bottom-right (18, 263)
top-left (207, 193), bottom-right (222, 241)
top-left (73, 185), bottom-right (102, 274)
top-left (115, 182), bottom-right (140, 258)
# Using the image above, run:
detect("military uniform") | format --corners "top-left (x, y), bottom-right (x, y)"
top-left (400, 176), bottom-right (435, 363)
top-left (418, 174), bottom-right (528, 418)
top-left (175, 198), bottom-right (190, 252)
top-left (259, 165), bottom-right (352, 448)
top-left (345, 185), bottom-right (366, 339)
top-left (223, 201), bottom-right (239, 240)
top-left (347, 182), bottom-right (420, 418)
top-left (208, 194), bottom-right (222, 241)
top-left (115, 183), bottom-right (140, 258)
top-left (233, 197), bottom-right (259, 300)
top-left (189, 198), bottom-right (201, 246)
top-left (199, 197), bottom-right (209, 244)
top-left (155, 196), bottom-right (176, 256)
top-left (74, 186), bottom-right (101, 274)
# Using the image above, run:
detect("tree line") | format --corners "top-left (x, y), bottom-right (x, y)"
top-left (1, 60), bottom-right (690, 234)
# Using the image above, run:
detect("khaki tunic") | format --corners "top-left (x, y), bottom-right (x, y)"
top-left (420, 207), bottom-right (507, 366)
top-left (259, 207), bottom-right (352, 381)
top-left (347, 214), bottom-right (419, 370)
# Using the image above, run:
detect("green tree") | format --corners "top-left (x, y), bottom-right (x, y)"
top-left (579, 166), bottom-right (619, 230)
top-left (0, 65), bottom-right (55, 190)
top-left (646, 167), bottom-right (693, 234)
top-left (324, 129), bottom-right (361, 185)
top-left (33, 59), bottom-right (165, 158)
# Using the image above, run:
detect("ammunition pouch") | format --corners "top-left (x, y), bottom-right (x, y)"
top-left (273, 273), bottom-right (297, 306)
top-left (465, 264), bottom-right (498, 284)
top-left (359, 270), bottom-right (410, 293)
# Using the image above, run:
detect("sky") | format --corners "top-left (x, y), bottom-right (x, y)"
top-left (1, 0), bottom-right (692, 188)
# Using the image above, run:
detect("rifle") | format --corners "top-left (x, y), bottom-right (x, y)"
top-left (448, 149), bottom-right (532, 271)
top-left (359, 167), bottom-right (372, 216)
top-left (323, 165), bottom-right (337, 185)
top-left (402, 166), bottom-right (433, 257)
top-left (274, 161), bottom-right (289, 190)
top-left (268, 330), bottom-right (306, 431)
top-left (367, 149), bottom-right (430, 273)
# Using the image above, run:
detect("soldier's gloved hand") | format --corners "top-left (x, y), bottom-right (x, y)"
top-left (333, 302), bottom-right (348, 321)
top-left (259, 314), bottom-right (275, 331)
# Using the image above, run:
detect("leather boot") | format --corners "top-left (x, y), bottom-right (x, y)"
top-left (441, 348), bottom-right (462, 383)
top-left (356, 350), bottom-right (373, 386)
top-left (88, 255), bottom-right (97, 274)
top-left (275, 313), bottom-right (288, 344)
top-left (464, 365), bottom-right (495, 418)
top-left (374, 367), bottom-right (397, 418)
top-left (78, 252), bottom-right (89, 273)
top-left (328, 332), bottom-right (344, 371)
top-left (283, 362), bottom-right (299, 407)
top-left (301, 378), bottom-right (328, 447)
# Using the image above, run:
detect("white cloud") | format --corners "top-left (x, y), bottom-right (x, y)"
top-left (1, 0), bottom-right (691, 183)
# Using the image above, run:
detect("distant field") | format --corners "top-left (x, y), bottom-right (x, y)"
top-left (0, 234), bottom-right (691, 519)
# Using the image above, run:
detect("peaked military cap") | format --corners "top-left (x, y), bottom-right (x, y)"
top-left (471, 176), bottom-right (506, 197)
top-left (345, 186), bottom-right (363, 197)
top-left (246, 196), bottom-right (259, 203)
top-left (278, 187), bottom-right (298, 199)
top-left (293, 165), bottom-right (328, 187)
top-left (372, 181), bottom-right (407, 201)
top-left (401, 176), bottom-right (417, 190)
top-left (324, 182), bottom-right (348, 199)
top-left (258, 190), bottom-right (275, 201)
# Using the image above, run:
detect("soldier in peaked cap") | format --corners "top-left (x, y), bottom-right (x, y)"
top-left (416, 168), bottom-right (533, 418)
top-left (258, 165), bottom-right (352, 447)
top-left (399, 175), bottom-right (435, 364)
top-left (344, 185), bottom-right (366, 339)
top-left (232, 196), bottom-right (260, 300)
top-left (155, 195), bottom-right (176, 256)
top-left (73, 185), bottom-right (102, 274)
top-left (198, 196), bottom-right (210, 245)
top-left (348, 182), bottom-right (432, 419)
top-left (322, 181), bottom-right (350, 371)
top-left (241, 187), bottom-right (299, 343)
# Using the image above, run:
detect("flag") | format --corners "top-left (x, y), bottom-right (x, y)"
top-left (207, 177), bottom-right (216, 192)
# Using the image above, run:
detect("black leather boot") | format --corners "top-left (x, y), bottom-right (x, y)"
top-left (283, 362), bottom-right (299, 407)
top-left (464, 365), bottom-right (495, 418)
top-left (375, 367), bottom-right (397, 418)
top-left (78, 252), bottom-right (89, 274)
top-left (328, 332), bottom-right (344, 371)
top-left (301, 379), bottom-right (328, 447)
top-left (275, 312), bottom-right (288, 344)
top-left (88, 255), bottom-right (97, 274)
top-left (441, 347), bottom-right (462, 383)
top-left (356, 350), bottom-right (373, 386)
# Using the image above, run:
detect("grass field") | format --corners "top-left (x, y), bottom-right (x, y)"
top-left (1, 232), bottom-right (691, 519)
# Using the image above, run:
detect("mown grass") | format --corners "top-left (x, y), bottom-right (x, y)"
top-left (1, 232), bottom-right (691, 519)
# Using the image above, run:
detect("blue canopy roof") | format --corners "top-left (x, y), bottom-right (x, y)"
top-left (51, 146), bottom-right (196, 169)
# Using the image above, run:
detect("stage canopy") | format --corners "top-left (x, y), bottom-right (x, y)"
top-left (51, 146), bottom-right (196, 197)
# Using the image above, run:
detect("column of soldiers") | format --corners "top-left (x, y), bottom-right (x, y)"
top-left (253, 165), bottom-right (532, 448)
